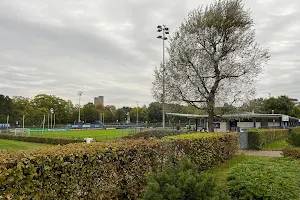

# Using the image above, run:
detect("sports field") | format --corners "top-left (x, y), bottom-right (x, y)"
top-left (0, 139), bottom-right (50, 151)
top-left (28, 129), bottom-right (134, 140)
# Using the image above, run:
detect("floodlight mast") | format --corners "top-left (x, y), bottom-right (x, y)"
top-left (156, 25), bottom-right (169, 129)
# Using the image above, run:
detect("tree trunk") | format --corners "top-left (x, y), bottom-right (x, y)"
top-left (207, 99), bottom-right (215, 132)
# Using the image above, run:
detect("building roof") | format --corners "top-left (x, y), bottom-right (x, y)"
top-left (166, 112), bottom-right (299, 120)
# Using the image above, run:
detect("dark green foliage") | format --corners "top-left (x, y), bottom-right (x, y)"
top-left (228, 158), bottom-right (300, 200)
top-left (0, 133), bottom-right (238, 199)
top-left (0, 134), bottom-right (82, 145)
top-left (288, 127), bottom-right (300, 147)
top-left (0, 95), bottom-right (12, 122)
top-left (248, 128), bottom-right (288, 149)
top-left (124, 129), bottom-right (189, 139)
top-left (263, 95), bottom-right (299, 117)
top-left (141, 159), bottom-right (229, 200)
top-left (282, 147), bottom-right (300, 159)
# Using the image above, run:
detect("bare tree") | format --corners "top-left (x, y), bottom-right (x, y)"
top-left (152, 0), bottom-right (269, 132)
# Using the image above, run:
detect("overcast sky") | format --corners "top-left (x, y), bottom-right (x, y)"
top-left (0, 0), bottom-right (299, 107)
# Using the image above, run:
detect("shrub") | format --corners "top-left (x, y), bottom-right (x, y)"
top-left (0, 133), bottom-right (238, 199)
top-left (288, 127), bottom-right (300, 147)
top-left (124, 129), bottom-right (189, 139)
top-left (165, 133), bottom-right (239, 170)
top-left (0, 134), bottom-right (83, 145)
top-left (141, 159), bottom-right (230, 200)
top-left (248, 128), bottom-right (288, 149)
top-left (282, 147), bottom-right (300, 159)
top-left (228, 158), bottom-right (300, 200)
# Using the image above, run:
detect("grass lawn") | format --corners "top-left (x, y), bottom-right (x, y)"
top-left (205, 155), bottom-right (300, 199)
top-left (0, 139), bottom-right (50, 151)
top-left (28, 129), bottom-right (133, 140)
top-left (263, 138), bottom-right (290, 150)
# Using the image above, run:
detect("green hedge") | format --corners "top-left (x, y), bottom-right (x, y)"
top-left (0, 134), bottom-right (83, 145)
top-left (282, 147), bottom-right (300, 159)
top-left (288, 127), bottom-right (300, 147)
top-left (165, 133), bottom-right (239, 170)
top-left (248, 128), bottom-right (288, 149)
top-left (124, 129), bottom-right (189, 139)
top-left (228, 158), bottom-right (300, 200)
top-left (0, 133), bottom-right (238, 199)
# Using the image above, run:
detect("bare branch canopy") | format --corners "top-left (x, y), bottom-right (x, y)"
top-left (152, 0), bottom-right (270, 132)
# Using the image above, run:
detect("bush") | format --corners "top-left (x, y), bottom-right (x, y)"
top-left (228, 158), bottom-right (300, 200)
top-left (288, 127), bottom-right (300, 147)
top-left (0, 133), bottom-right (238, 199)
top-left (248, 128), bottom-right (288, 149)
top-left (282, 147), bottom-right (300, 159)
top-left (124, 129), bottom-right (189, 139)
top-left (165, 133), bottom-right (239, 171)
top-left (141, 159), bottom-right (229, 200)
top-left (0, 134), bottom-right (83, 145)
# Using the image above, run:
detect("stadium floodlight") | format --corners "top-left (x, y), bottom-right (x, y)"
top-left (77, 91), bottom-right (83, 123)
top-left (50, 108), bottom-right (54, 129)
top-left (156, 25), bottom-right (169, 129)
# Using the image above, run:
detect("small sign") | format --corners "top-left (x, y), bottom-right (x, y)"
top-left (282, 115), bottom-right (289, 122)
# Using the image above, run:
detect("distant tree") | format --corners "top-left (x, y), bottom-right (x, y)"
top-left (0, 94), bottom-right (13, 123)
top-left (239, 98), bottom-right (265, 113)
top-left (148, 102), bottom-right (162, 123)
top-left (116, 107), bottom-right (131, 123)
top-left (152, 0), bottom-right (269, 131)
top-left (104, 105), bottom-right (117, 123)
top-left (263, 96), bottom-right (298, 117)
top-left (11, 96), bottom-right (31, 124)
top-left (82, 102), bottom-right (99, 123)
top-left (130, 105), bottom-right (148, 123)
top-left (31, 94), bottom-right (69, 124)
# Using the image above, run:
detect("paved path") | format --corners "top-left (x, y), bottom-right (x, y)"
top-left (240, 150), bottom-right (283, 157)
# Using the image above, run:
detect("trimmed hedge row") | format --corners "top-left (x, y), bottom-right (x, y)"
top-left (248, 128), bottom-right (288, 149)
top-left (0, 133), bottom-right (238, 199)
top-left (0, 134), bottom-right (83, 145)
top-left (124, 129), bottom-right (189, 139)
top-left (288, 127), bottom-right (300, 147)
top-left (282, 147), bottom-right (300, 159)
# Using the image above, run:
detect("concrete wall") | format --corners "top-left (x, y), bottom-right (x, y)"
top-left (237, 122), bottom-right (254, 128)
top-left (214, 122), bottom-right (227, 132)
top-left (256, 122), bottom-right (261, 128)
top-left (268, 122), bottom-right (280, 127)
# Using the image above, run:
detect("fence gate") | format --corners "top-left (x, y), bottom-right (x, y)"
top-left (239, 131), bottom-right (248, 149)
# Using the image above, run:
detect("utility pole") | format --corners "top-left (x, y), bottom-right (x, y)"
top-left (6, 115), bottom-right (9, 133)
top-left (78, 91), bottom-right (83, 123)
top-left (22, 115), bottom-right (25, 132)
top-left (42, 115), bottom-right (45, 134)
top-left (48, 113), bottom-right (49, 129)
top-left (53, 113), bottom-right (56, 129)
top-left (136, 101), bottom-right (139, 126)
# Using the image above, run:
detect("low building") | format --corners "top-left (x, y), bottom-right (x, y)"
top-left (166, 112), bottom-right (300, 132)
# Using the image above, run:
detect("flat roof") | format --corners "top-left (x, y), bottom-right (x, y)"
top-left (166, 112), bottom-right (299, 120)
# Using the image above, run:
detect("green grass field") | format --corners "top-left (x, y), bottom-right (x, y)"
top-left (263, 138), bottom-right (290, 150)
top-left (28, 129), bottom-right (133, 140)
top-left (0, 139), bottom-right (50, 151)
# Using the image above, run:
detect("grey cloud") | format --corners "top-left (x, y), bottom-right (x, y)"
top-left (0, 0), bottom-right (300, 107)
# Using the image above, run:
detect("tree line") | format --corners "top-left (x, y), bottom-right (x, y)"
top-left (1, 93), bottom-right (299, 128)
top-left (0, 94), bottom-right (204, 127)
